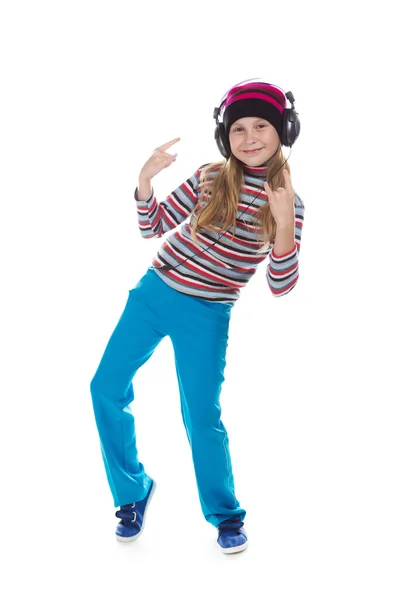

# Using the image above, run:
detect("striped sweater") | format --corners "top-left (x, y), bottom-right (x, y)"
top-left (134, 162), bottom-right (305, 303)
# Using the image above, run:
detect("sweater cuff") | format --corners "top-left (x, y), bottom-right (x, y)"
top-left (134, 186), bottom-right (153, 202)
top-left (270, 243), bottom-right (297, 260)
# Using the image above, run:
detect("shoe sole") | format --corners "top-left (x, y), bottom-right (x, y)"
top-left (116, 480), bottom-right (156, 543)
top-left (219, 540), bottom-right (249, 554)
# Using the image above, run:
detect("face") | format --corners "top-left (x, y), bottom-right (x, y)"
top-left (228, 116), bottom-right (281, 166)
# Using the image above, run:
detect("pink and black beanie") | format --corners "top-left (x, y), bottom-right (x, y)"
top-left (222, 82), bottom-right (287, 141)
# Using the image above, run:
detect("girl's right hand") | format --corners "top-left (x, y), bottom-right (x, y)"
top-left (139, 137), bottom-right (181, 180)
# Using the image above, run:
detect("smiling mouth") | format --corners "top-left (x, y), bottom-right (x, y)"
top-left (243, 148), bottom-right (263, 153)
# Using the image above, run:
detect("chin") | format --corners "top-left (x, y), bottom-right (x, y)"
top-left (240, 154), bottom-right (269, 167)
top-left (243, 160), bottom-right (265, 167)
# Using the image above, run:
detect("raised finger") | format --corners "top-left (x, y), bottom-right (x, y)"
top-left (283, 169), bottom-right (294, 193)
top-left (157, 137), bottom-right (181, 152)
top-left (263, 180), bottom-right (272, 194)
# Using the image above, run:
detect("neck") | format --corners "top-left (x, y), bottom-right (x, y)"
top-left (242, 161), bottom-right (269, 179)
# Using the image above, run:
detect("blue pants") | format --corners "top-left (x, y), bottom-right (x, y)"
top-left (90, 267), bottom-right (246, 527)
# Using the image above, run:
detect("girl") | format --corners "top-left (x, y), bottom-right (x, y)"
top-left (90, 79), bottom-right (305, 554)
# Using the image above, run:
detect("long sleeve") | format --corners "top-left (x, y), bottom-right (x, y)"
top-left (134, 165), bottom-right (209, 239)
top-left (266, 194), bottom-right (305, 297)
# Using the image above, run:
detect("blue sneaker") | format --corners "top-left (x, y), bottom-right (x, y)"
top-left (217, 517), bottom-right (248, 554)
top-left (115, 480), bottom-right (156, 542)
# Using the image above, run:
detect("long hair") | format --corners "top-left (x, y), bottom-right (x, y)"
top-left (191, 149), bottom-right (291, 249)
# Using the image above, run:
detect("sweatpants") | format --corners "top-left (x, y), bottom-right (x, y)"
top-left (90, 267), bottom-right (245, 527)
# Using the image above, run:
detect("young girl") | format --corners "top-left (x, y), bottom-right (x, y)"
top-left (90, 79), bottom-right (305, 554)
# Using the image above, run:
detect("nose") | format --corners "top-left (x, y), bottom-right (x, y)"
top-left (244, 131), bottom-right (257, 144)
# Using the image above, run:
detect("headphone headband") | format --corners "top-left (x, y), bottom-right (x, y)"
top-left (216, 78), bottom-right (292, 116)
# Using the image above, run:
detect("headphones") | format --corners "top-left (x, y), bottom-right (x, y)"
top-left (213, 78), bottom-right (301, 158)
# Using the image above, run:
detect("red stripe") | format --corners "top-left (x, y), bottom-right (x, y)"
top-left (269, 263), bottom-right (298, 277)
top-left (161, 269), bottom-right (228, 291)
top-left (147, 196), bottom-right (157, 213)
top-left (242, 184), bottom-right (268, 200)
top-left (270, 274), bottom-right (299, 296)
top-left (181, 182), bottom-right (197, 202)
top-left (167, 196), bottom-right (189, 218)
top-left (271, 244), bottom-right (297, 260)
top-left (237, 203), bottom-right (261, 216)
top-left (150, 211), bottom-right (162, 230)
top-left (226, 91), bottom-right (284, 113)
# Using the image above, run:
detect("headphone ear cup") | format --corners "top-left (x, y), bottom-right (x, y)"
top-left (214, 123), bottom-right (230, 159)
top-left (281, 108), bottom-right (301, 147)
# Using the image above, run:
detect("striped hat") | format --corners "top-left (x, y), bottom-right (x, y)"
top-left (222, 82), bottom-right (287, 141)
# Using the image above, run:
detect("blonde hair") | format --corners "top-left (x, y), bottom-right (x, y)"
top-left (191, 150), bottom-right (291, 249)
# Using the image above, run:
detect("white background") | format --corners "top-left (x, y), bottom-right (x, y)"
top-left (1, 1), bottom-right (399, 598)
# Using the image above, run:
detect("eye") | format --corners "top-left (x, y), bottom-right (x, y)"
top-left (232, 123), bottom-right (268, 133)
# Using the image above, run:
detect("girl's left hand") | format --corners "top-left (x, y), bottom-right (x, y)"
top-left (264, 169), bottom-right (295, 227)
